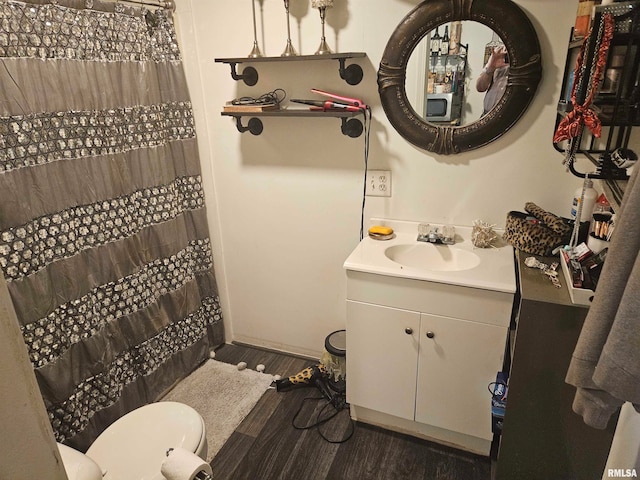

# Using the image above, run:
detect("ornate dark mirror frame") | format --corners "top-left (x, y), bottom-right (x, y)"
top-left (378, 0), bottom-right (542, 155)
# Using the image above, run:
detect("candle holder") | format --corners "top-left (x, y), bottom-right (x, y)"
top-left (281, 0), bottom-right (298, 57)
top-left (248, 0), bottom-right (263, 58)
top-left (312, 0), bottom-right (334, 55)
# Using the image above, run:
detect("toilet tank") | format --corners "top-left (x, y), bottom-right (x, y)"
top-left (57, 443), bottom-right (103, 480)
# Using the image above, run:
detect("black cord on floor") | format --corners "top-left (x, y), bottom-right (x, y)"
top-left (291, 395), bottom-right (355, 444)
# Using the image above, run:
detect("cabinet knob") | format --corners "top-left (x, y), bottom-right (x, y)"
top-left (405, 327), bottom-right (413, 335)
top-left (426, 331), bottom-right (435, 339)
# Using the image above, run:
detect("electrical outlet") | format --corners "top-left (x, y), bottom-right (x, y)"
top-left (366, 170), bottom-right (392, 197)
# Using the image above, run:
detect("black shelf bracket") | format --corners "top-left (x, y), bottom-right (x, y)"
top-left (228, 63), bottom-right (258, 86)
top-left (233, 116), bottom-right (263, 135)
top-left (341, 117), bottom-right (363, 137)
top-left (568, 153), bottom-right (630, 180)
top-left (338, 58), bottom-right (364, 85)
top-left (554, 4), bottom-right (640, 181)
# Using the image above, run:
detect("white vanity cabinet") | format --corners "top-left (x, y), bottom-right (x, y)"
top-left (415, 312), bottom-right (507, 439)
top-left (345, 270), bottom-right (515, 455)
top-left (346, 301), bottom-right (421, 421)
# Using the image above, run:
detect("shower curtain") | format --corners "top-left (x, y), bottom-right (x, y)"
top-left (0, 0), bottom-right (224, 451)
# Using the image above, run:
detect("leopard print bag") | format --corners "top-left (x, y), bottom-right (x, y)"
top-left (503, 202), bottom-right (572, 256)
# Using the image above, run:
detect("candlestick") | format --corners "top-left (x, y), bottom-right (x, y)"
top-left (281, 0), bottom-right (298, 57)
top-left (312, 0), bottom-right (334, 55)
top-left (248, 0), bottom-right (263, 58)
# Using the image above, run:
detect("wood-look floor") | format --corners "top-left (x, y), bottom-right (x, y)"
top-left (210, 343), bottom-right (491, 480)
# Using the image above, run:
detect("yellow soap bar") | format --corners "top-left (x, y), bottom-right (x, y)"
top-left (369, 225), bottom-right (393, 236)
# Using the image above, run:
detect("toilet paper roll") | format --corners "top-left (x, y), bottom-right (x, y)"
top-left (161, 448), bottom-right (212, 480)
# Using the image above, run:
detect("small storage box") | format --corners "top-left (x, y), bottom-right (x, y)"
top-left (560, 253), bottom-right (595, 306)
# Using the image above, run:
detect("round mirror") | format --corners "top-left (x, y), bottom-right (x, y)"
top-left (378, 0), bottom-right (542, 155)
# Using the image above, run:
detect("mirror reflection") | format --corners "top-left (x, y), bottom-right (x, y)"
top-left (406, 22), bottom-right (507, 126)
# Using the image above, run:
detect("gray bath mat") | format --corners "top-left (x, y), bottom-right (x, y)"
top-left (161, 359), bottom-right (274, 461)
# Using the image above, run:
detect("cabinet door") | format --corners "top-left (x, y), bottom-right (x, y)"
top-left (415, 313), bottom-right (506, 441)
top-left (346, 300), bottom-right (420, 421)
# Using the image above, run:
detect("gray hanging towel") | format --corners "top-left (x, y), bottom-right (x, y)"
top-left (566, 165), bottom-right (640, 429)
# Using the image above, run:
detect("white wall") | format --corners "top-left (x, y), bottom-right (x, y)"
top-left (0, 272), bottom-right (67, 480)
top-left (177, 0), bottom-right (588, 357)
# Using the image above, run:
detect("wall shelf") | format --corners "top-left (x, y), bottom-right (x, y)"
top-left (554, 2), bottom-right (640, 181)
top-left (221, 109), bottom-right (364, 137)
top-left (215, 52), bottom-right (367, 86)
top-left (425, 44), bottom-right (468, 123)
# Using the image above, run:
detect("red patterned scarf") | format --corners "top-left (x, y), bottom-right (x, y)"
top-left (553, 13), bottom-right (615, 143)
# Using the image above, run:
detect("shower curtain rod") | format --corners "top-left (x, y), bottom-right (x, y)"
top-left (116, 0), bottom-right (175, 11)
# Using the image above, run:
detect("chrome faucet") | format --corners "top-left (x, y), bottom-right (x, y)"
top-left (417, 224), bottom-right (455, 245)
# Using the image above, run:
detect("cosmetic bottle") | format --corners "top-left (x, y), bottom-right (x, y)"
top-left (593, 193), bottom-right (611, 214)
top-left (440, 26), bottom-right (450, 56)
top-left (571, 178), bottom-right (598, 223)
top-left (430, 27), bottom-right (441, 56)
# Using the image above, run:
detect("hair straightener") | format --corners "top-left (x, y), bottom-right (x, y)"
top-left (291, 88), bottom-right (367, 112)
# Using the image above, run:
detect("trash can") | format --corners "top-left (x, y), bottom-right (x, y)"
top-left (321, 329), bottom-right (346, 394)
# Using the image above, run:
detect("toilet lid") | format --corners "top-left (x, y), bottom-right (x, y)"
top-left (86, 402), bottom-right (205, 480)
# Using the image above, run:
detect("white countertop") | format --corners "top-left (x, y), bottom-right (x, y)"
top-left (343, 219), bottom-right (517, 294)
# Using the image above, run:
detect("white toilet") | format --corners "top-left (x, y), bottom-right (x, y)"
top-left (58, 402), bottom-right (208, 480)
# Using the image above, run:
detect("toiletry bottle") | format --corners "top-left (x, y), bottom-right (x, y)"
top-left (434, 57), bottom-right (445, 82)
top-left (444, 61), bottom-right (454, 93)
top-left (593, 193), bottom-right (611, 214)
top-left (427, 70), bottom-right (435, 94)
top-left (430, 27), bottom-right (441, 57)
top-left (440, 25), bottom-right (450, 56)
top-left (571, 178), bottom-right (598, 223)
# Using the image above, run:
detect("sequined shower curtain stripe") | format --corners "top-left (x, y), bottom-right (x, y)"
top-left (0, 0), bottom-right (224, 450)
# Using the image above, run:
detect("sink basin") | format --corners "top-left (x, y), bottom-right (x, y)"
top-left (385, 243), bottom-right (481, 272)
top-left (343, 219), bottom-right (516, 293)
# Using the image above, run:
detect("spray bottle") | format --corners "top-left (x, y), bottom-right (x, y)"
top-left (571, 178), bottom-right (598, 223)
